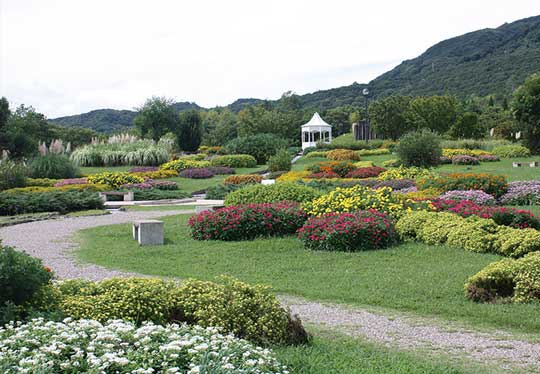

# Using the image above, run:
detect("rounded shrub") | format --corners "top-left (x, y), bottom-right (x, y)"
top-left (267, 149), bottom-right (292, 172)
top-left (160, 159), bottom-right (210, 172)
top-left (492, 145), bottom-right (531, 158)
top-left (0, 160), bottom-right (27, 191)
top-left (178, 168), bottom-right (215, 179)
top-left (224, 182), bottom-right (320, 205)
top-left (30, 154), bottom-right (79, 179)
top-left (210, 154), bottom-right (257, 168)
top-left (297, 210), bottom-right (398, 251)
top-left (396, 130), bottom-right (442, 167)
top-left (451, 155), bottom-right (479, 165)
top-left (87, 172), bottom-right (144, 189)
top-left (326, 149), bottom-right (360, 161)
top-left (345, 166), bottom-right (386, 179)
top-left (225, 134), bottom-right (288, 164)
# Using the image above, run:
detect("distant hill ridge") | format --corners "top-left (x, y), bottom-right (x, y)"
top-left (50, 15), bottom-right (540, 132)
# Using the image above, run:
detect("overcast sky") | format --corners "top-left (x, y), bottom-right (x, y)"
top-left (1, 0), bottom-right (539, 118)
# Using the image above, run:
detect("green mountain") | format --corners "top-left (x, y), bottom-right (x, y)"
top-left (49, 15), bottom-right (540, 132)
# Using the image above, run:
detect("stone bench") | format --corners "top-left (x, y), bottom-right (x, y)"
top-left (512, 161), bottom-right (539, 168)
top-left (132, 220), bottom-right (164, 245)
top-left (99, 191), bottom-right (134, 202)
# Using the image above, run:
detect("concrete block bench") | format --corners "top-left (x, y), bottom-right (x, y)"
top-left (99, 191), bottom-right (134, 202)
top-left (132, 220), bottom-right (164, 245)
top-left (512, 161), bottom-right (539, 168)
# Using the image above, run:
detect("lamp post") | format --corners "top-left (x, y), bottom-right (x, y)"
top-left (362, 88), bottom-right (370, 142)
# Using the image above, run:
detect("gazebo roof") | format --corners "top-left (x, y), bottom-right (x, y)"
top-left (301, 112), bottom-right (332, 128)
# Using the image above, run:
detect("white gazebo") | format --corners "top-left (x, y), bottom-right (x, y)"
top-left (301, 112), bottom-right (332, 150)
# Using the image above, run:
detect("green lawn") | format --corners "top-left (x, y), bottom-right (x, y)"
top-left (275, 330), bottom-right (495, 374)
top-left (122, 205), bottom-right (196, 212)
top-left (76, 214), bottom-right (540, 336)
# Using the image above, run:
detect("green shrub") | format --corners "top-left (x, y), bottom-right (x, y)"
top-left (225, 182), bottom-right (320, 206)
top-left (492, 145), bottom-right (531, 158)
top-left (160, 159), bottom-right (211, 171)
top-left (0, 160), bottom-right (27, 191)
top-left (57, 277), bottom-right (309, 346)
top-left (396, 130), bottom-right (442, 167)
top-left (417, 173), bottom-right (507, 198)
top-left (356, 148), bottom-right (391, 156)
top-left (30, 154), bottom-right (79, 179)
top-left (0, 190), bottom-right (104, 215)
top-left (205, 183), bottom-right (244, 199)
top-left (381, 159), bottom-right (402, 167)
top-left (87, 172), bottom-right (144, 189)
top-left (465, 252), bottom-right (540, 303)
top-left (132, 188), bottom-right (188, 201)
top-left (268, 149), bottom-right (292, 172)
top-left (327, 133), bottom-right (370, 150)
top-left (446, 216), bottom-right (499, 254)
top-left (210, 154), bottom-right (257, 168)
top-left (225, 134), bottom-right (288, 164)
top-left (0, 245), bottom-right (53, 324)
top-left (25, 178), bottom-right (57, 187)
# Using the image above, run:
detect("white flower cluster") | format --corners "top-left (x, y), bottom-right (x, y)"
top-left (0, 318), bottom-right (288, 374)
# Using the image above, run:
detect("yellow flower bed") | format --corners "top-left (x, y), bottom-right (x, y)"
top-left (442, 148), bottom-right (492, 157)
top-left (303, 184), bottom-right (432, 218)
top-left (276, 170), bottom-right (311, 182)
top-left (377, 166), bottom-right (437, 181)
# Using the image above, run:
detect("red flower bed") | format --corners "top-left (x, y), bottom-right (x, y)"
top-left (433, 199), bottom-right (540, 229)
top-left (306, 171), bottom-right (340, 179)
top-left (297, 210), bottom-right (398, 251)
top-left (345, 166), bottom-right (386, 179)
top-left (189, 202), bottom-right (307, 241)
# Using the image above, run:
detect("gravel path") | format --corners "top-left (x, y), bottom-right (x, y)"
top-left (1, 211), bottom-right (540, 370)
top-left (0, 210), bottom-right (192, 280)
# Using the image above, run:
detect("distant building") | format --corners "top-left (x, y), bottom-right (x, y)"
top-left (301, 112), bottom-right (332, 150)
top-left (352, 120), bottom-right (380, 141)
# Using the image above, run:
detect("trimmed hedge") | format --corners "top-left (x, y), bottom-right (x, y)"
top-left (210, 154), bottom-right (257, 168)
top-left (0, 190), bottom-right (104, 215)
top-left (492, 145), bottom-right (531, 158)
top-left (224, 182), bottom-right (320, 205)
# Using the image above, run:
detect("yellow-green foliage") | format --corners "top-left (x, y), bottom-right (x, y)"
top-left (377, 166), bottom-right (437, 181)
top-left (210, 154), bottom-right (257, 168)
top-left (132, 169), bottom-right (178, 179)
top-left (224, 182), bottom-right (320, 205)
top-left (3, 184), bottom-right (109, 194)
top-left (224, 174), bottom-right (263, 185)
top-left (397, 211), bottom-right (540, 258)
top-left (353, 161), bottom-right (375, 168)
top-left (326, 149), bottom-right (360, 161)
top-left (356, 148), bottom-right (391, 156)
top-left (276, 170), bottom-right (311, 182)
top-left (304, 151), bottom-right (329, 158)
top-left (55, 277), bottom-right (306, 345)
top-left (87, 172), bottom-right (144, 189)
top-left (303, 185), bottom-right (430, 218)
top-left (26, 178), bottom-right (58, 187)
top-left (492, 145), bottom-right (531, 158)
top-left (442, 148), bottom-right (492, 157)
top-left (160, 159), bottom-right (211, 171)
top-left (381, 159), bottom-right (401, 167)
top-left (465, 252), bottom-right (540, 303)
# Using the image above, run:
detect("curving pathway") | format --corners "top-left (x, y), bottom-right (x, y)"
top-left (1, 210), bottom-right (540, 371)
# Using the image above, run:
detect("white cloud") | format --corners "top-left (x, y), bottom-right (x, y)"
top-left (1, 0), bottom-right (538, 117)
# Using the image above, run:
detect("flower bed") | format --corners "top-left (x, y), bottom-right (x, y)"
top-left (224, 183), bottom-right (321, 205)
top-left (121, 180), bottom-right (178, 190)
top-left (297, 210), bottom-right (398, 251)
top-left (438, 190), bottom-right (495, 205)
top-left (345, 166), bottom-right (386, 179)
top-left (432, 199), bottom-right (540, 229)
top-left (307, 161), bottom-right (356, 178)
top-left (477, 154), bottom-right (500, 162)
top-left (127, 166), bottom-right (159, 173)
top-left (210, 154), bottom-right (257, 168)
top-left (179, 168), bottom-right (215, 179)
top-left (208, 166), bottom-right (235, 175)
top-left (442, 148), bottom-right (492, 157)
top-left (189, 202), bottom-right (307, 241)
top-left (451, 155), bottom-right (479, 165)
top-left (492, 145), bottom-right (530, 158)
top-left (132, 169), bottom-right (179, 179)
top-left (0, 319), bottom-right (288, 373)
top-left (87, 172), bottom-right (145, 189)
top-left (417, 173), bottom-right (507, 198)
top-left (306, 171), bottom-right (340, 179)
top-left (377, 166), bottom-right (436, 181)
top-left (326, 149), bottom-right (360, 161)
top-left (224, 174), bottom-right (263, 185)
top-left (303, 185), bottom-right (432, 218)
top-left (499, 181), bottom-right (540, 205)
top-left (160, 159), bottom-right (211, 172)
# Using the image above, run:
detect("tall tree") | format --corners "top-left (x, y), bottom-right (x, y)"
top-left (369, 95), bottom-right (413, 140)
top-left (0, 97), bottom-right (11, 150)
top-left (449, 112), bottom-right (484, 138)
top-left (176, 110), bottom-right (203, 152)
top-left (512, 73), bottom-right (540, 153)
top-left (134, 97), bottom-right (177, 141)
top-left (407, 95), bottom-right (459, 134)
top-left (323, 105), bottom-right (362, 136)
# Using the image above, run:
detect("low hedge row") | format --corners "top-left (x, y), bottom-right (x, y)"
top-left (0, 190), bottom-right (104, 216)
top-left (224, 182), bottom-right (321, 205)
top-left (396, 211), bottom-right (540, 258)
top-left (465, 252), bottom-right (540, 303)
top-left (189, 202), bottom-right (307, 241)
top-left (210, 154), bottom-right (257, 168)
top-left (224, 174), bottom-right (263, 185)
top-left (418, 173), bottom-right (507, 198)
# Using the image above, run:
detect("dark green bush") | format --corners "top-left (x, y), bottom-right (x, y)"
top-left (0, 245), bottom-right (53, 324)
top-left (0, 190), bottom-right (104, 215)
top-left (0, 160), bottom-right (27, 191)
top-left (225, 134), bottom-right (288, 164)
top-left (210, 154), bottom-right (257, 168)
top-left (30, 154), bottom-right (79, 179)
top-left (396, 130), bottom-right (442, 167)
top-left (268, 149), bottom-right (292, 172)
top-left (132, 189), bottom-right (189, 201)
top-left (205, 183), bottom-right (244, 200)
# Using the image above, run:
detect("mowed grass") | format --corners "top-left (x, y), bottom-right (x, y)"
top-left (76, 214), bottom-right (540, 335)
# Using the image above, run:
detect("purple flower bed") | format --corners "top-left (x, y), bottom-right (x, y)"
top-left (128, 166), bottom-right (159, 173)
top-left (439, 156), bottom-right (452, 164)
top-left (451, 155), bottom-right (479, 165)
top-left (179, 168), bottom-right (215, 179)
top-left (374, 179), bottom-right (416, 190)
top-left (208, 166), bottom-right (235, 175)
top-left (54, 178), bottom-right (88, 187)
top-left (478, 154), bottom-right (500, 162)
top-left (499, 181), bottom-right (540, 205)
top-left (393, 186), bottom-right (418, 194)
top-left (438, 190), bottom-right (496, 205)
top-left (121, 180), bottom-right (178, 190)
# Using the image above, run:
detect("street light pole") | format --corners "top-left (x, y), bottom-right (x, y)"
top-left (362, 88), bottom-right (370, 142)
